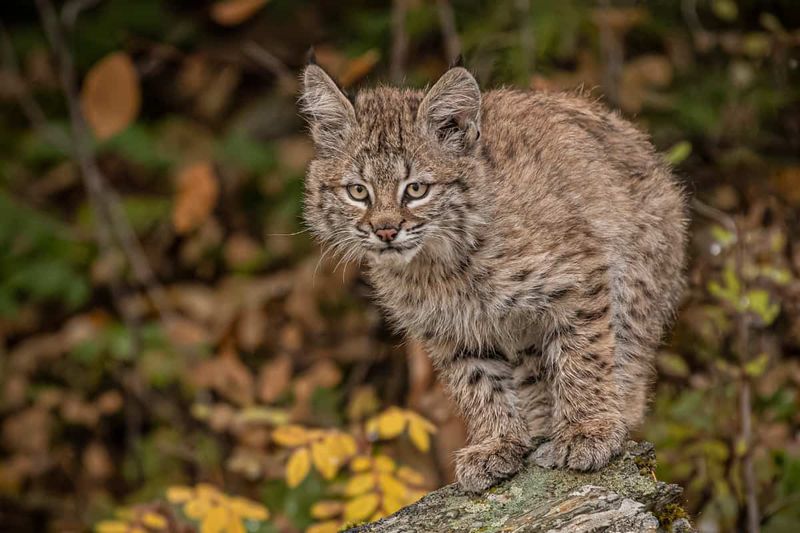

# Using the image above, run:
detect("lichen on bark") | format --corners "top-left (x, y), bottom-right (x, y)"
top-left (347, 441), bottom-right (693, 533)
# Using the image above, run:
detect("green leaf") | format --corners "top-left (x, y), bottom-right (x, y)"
top-left (746, 289), bottom-right (780, 325)
top-left (665, 141), bottom-right (692, 165)
top-left (743, 353), bottom-right (770, 377)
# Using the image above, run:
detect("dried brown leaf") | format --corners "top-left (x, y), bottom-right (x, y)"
top-left (172, 161), bottom-right (219, 234)
top-left (80, 52), bottom-right (141, 140)
top-left (211, 0), bottom-right (268, 26)
top-left (257, 354), bottom-right (292, 404)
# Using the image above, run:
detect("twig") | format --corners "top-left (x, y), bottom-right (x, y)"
top-left (435, 0), bottom-right (461, 65)
top-left (515, 0), bottom-right (535, 76)
top-left (61, 0), bottom-right (103, 29)
top-left (34, 0), bottom-right (179, 340)
top-left (691, 197), bottom-right (738, 235)
top-left (732, 216), bottom-right (760, 533)
top-left (596, 0), bottom-right (623, 107)
top-left (390, 0), bottom-right (409, 84)
top-left (680, 0), bottom-right (705, 39)
top-left (0, 23), bottom-right (71, 153)
top-left (243, 41), bottom-right (297, 93)
top-left (693, 197), bottom-right (760, 530)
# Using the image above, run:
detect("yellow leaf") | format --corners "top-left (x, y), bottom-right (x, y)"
top-left (226, 515), bottom-right (246, 533)
top-left (184, 498), bottom-right (211, 520)
top-left (200, 506), bottom-right (227, 533)
top-left (306, 521), bottom-right (341, 533)
top-left (377, 409), bottom-right (406, 439)
top-left (373, 455), bottom-right (395, 473)
top-left (141, 511), bottom-right (167, 530)
top-left (344, 493), bottom-right (380, 523)
top-left (172, 162), bottom-right (219, 235)
top-left (407, 419), bottom-right (430, 452)
top-left (81, 52), bottom-right (140, 140)
top-left (211, 0), bottom-right (268, 26)
top-left (272, 425), bottom-right (311, 447)
top-left (166, 485), bottom-right (194, 503)
top-left (286, 447), bottom-right (311, 488)
top-left (328, 433), bottom-right (357, 459)
top-left (114, 509), bottom-right (135, 521)
top-left (396, 466), bottom-right (425, 486)
top-left (382, 494), bottom-right (405, 515)
top-left (130, 527), bottom-right (147, 533)
top-left (311, 439), bottom-right (338, 480)
top-left (196, 483), bottom-right (222, 501)
top-left (229, 496), bottom-right (269, 521)
top-left (350, 455), bottom-right (372, 472)
top-left (406, 489), bottom-right (427, 504)
top-left (369, 511), bottom-right (386, 523)
top-left (310, 501), bottom-right (344, 520)
top-left (378, 473), bottom-right (407, 500)
top-left (364, 417), bottom-right (380, 440)
top-left (95, 520), bottom-right (128, 533)
top-left (345, 472), bottom-right (375, 496)
top-left (406, 412), bottom-right (437, 433)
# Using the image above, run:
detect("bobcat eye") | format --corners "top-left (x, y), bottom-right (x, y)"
top-left (404, 182), bottom-right (429, 200)
top-left (346, 184), bottom-right (369, 202)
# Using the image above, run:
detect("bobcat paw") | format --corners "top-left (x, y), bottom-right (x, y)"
top-left (455, 439), bottom-right (529, 493)
top-left (531, 421), bottom-right (626, 471)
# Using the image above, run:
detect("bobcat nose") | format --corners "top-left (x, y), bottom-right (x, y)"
top-left (375, 227), bottom-right (399, 242)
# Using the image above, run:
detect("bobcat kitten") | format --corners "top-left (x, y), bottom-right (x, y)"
top-left (300, 63), bottom-right (687, 493)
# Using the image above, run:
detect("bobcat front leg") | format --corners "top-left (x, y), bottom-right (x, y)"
top-left (430, 343), bottom-right (530, 493)
top-left (531, 281), bottom-right (627, 470)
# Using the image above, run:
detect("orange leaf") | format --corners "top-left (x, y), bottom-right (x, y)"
top-left (211, 0), bottom-right (268, 26)
top-left (81, 52), bottom-right (140, 140)
top-left (338, 49), bottom-right (380, 88)
top-left (172, 161), bottom-right (219, 234)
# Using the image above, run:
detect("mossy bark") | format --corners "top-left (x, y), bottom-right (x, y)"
top-left (347, 441), bottom-right (693, 533)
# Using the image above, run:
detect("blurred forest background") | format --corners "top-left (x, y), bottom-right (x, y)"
top-left (0, 0), bottom-right (799, 532)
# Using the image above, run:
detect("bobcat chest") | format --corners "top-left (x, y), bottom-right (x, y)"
top-left (370, 270), bottom-right (509, 349)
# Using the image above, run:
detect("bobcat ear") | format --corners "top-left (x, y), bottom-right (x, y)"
top-left (300, 64), bottom-right (357, 154)
top-left (417, 67), bottom-right (481, 152)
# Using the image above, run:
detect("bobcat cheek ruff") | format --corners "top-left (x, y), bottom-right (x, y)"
top-left (301, 64), bottom-right (687, 493)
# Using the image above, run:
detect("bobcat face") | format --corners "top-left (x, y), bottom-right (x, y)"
top-left (301, 64), bottom-right (483, 265)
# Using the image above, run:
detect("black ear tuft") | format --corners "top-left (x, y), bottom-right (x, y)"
top-left (306, 46), bottom-right (317, 66)
top-left (450, 54), bottom-right (465, 69)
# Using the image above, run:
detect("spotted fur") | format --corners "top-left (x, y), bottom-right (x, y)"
top-left (300, 64), bottom-right (687, 493)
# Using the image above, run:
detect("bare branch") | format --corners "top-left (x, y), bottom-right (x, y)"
top-left (390, 0), bottom-right (409, 84)
top-left (0, 23), bottom-right (72, 153)
top-left (34, 0), bottom-right (182, 348)
top-left (61, 0), bottom-right (103, 29)
top-left (516, 0), bottom-right (535, 76)
top-left (243, 41), bottom-right (297, 93)
top-left (690, 198), bottom-right (737, 235)
top-left (596, 0), bottom-right (623, 107)
top-left (435, 0), bottom-right (461, 65)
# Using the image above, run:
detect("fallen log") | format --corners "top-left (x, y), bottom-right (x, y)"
top-left (348, 441), bottom-right (693, 532)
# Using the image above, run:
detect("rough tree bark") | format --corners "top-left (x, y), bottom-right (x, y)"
top-left (348, 441), bottom-right (693, 533)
